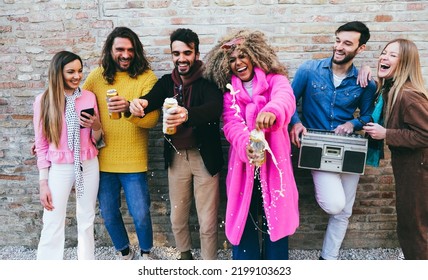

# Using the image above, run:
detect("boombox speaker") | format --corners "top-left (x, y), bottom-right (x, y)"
top-left (298, 130), bottom-right (368, 175)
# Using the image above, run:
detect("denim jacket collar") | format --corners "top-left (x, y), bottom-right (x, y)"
top-left (321, 57), bottom-right (359, 80)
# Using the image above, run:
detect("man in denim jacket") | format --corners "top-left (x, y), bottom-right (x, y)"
top-left (289, 21), bottom-right (376, 260)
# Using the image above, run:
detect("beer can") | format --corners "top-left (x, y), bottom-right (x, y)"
top-left (249, 129), bottom-right (266, 166)
top-left (163, 98), bottom-right (178, 135)
top-left (106, 89), bottom-right (121, 119)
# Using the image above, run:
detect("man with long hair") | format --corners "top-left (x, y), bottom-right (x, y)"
top-left (83, 27), bottom-right (160, 260)
top-left (289, 21), bottom-right (377, 260)
top-left (130, 28), bottom-right (223, 260)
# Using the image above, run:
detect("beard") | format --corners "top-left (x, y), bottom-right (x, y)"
top-left (332, 48), bottom-right (358, 65)
top-left (175, 61), bottom-right (194, 76)
top-left (114, 58), bottom-right (132, 71)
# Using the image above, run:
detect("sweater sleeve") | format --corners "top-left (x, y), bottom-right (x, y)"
top-left (126, 70), bottom-right (161, 128)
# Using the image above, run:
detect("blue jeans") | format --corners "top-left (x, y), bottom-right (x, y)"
top-left (98, 172), bottom-right (153, 252)
top-left (232, 179), bottom-right (289, 260)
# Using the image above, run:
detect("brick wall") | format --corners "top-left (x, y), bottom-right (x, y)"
top-left (1, 0), bottom-right (427, 250)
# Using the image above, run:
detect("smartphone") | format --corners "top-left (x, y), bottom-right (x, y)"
top-left (81, 108), bottom-right (95, 118)
top-left (80, 108), bottom-right (94, 128)
top-left (358, 117), bottom-right (374, 126)
top-left (357, 117), bottom-right (367, 126)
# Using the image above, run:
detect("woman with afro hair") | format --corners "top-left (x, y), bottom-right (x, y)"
top-left (204, 30), bottom-right (299, 260)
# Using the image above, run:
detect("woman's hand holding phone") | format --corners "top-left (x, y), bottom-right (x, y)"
top-left (79, 108), bottom-right (100, 130)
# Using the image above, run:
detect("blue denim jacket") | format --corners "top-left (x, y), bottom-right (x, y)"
top-left (291, 57), bottom-right (376, 131)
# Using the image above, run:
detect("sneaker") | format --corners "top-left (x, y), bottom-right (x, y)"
top-left (139, 253), bottom-right (151, 260)
top-left (178, 250), bottom-right (193, 260)
top-left (116, 248), bottom-right (135, 260)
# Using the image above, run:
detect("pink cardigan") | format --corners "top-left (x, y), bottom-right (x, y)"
top-left (223, 67), bottom-right (299, 245)
top-left (33, 89), bottom-right (99, 170)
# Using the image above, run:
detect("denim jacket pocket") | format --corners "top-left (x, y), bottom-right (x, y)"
top-left (310, 81), bottom-right (329, 102)
top-left (335, 87), bottom-right (361, 108)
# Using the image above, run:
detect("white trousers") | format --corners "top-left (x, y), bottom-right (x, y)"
top-left (37, 157), bottom-right (99, 260)
top-left (311, 170), bottom-right (360, 260)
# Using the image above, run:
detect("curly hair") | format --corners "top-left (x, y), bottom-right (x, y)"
top-left (203, 30), bottom-right (288, 91)
top-left (101, 27), bottom-right (151, 84)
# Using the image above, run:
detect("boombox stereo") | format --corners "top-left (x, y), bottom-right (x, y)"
top-left (298, 129), bottom-right (368, 175)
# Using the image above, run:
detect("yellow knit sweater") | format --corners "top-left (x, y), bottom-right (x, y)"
top-left (83, 67), bottom-right (160, 173)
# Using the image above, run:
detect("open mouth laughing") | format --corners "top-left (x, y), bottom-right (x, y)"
top-left (380, 63), bottom-right (390, 70)
top-left (237, 66), bottom-right (247, 73)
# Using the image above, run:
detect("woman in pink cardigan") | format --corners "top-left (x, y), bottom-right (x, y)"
top-left (204, 30), bottom-right (299, 259)
top-left (33, 51), bottom-right (102, 259)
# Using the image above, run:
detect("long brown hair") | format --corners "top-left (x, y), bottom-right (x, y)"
top-left (101, 27), bottom-right (151, 84)
top-left (40, 51), bottom-right (82, 147)
top-left (203, 30), bottom-right (288, 91)
top-left (378, 39), bottom-right (428, 125)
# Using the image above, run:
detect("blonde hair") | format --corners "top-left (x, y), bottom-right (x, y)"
top-left (203, 29), bottom-right (288, 91)
top-left (40, 51), bottom-right (82, 147)
top-left (378, 39), bottom-right (428, 125)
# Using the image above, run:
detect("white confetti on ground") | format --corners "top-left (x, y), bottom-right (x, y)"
top-left (0, 245), bottom-right (403, 260)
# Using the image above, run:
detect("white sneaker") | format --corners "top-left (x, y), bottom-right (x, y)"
top-left (116, 248), bottom-right (135, 260)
